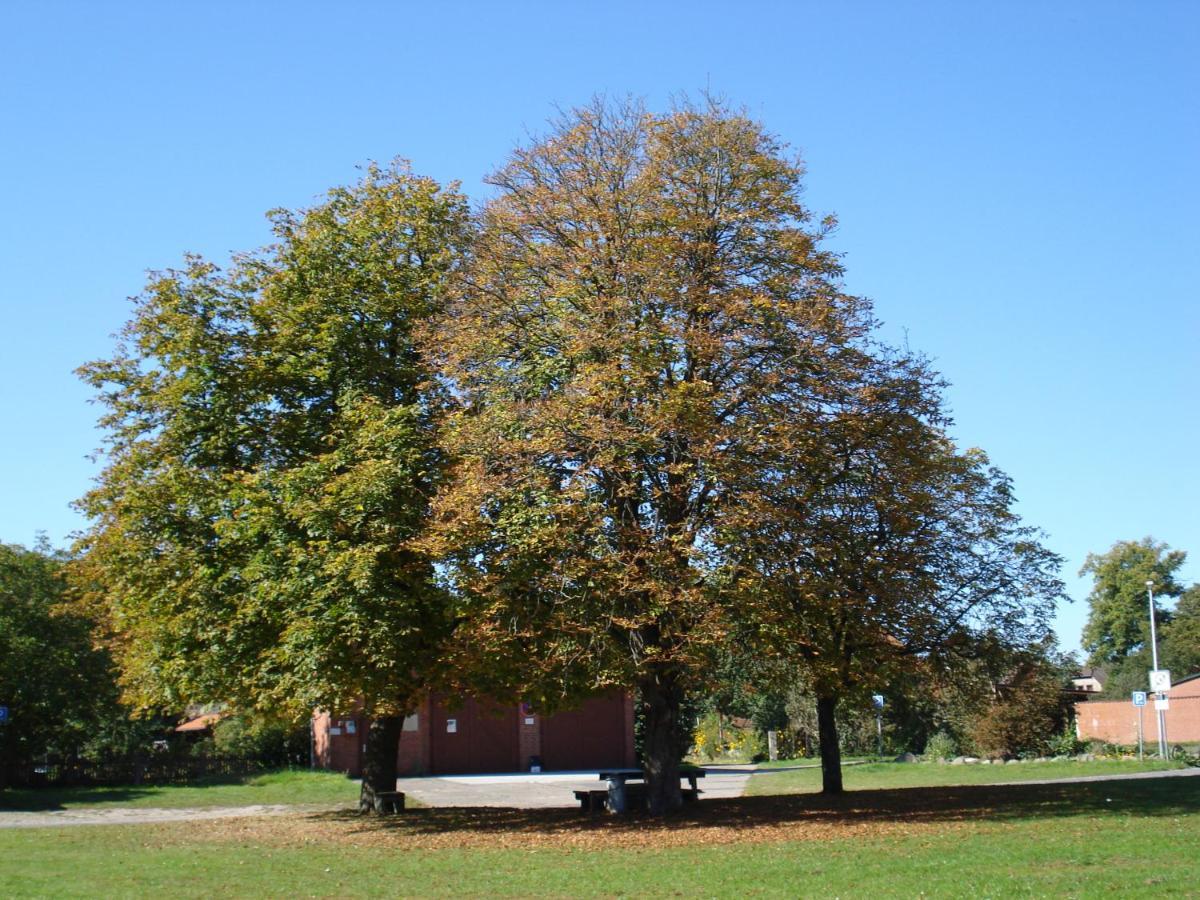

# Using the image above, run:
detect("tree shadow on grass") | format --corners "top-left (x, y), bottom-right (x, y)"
top-left (309, 774), bottom-right (1200, 842)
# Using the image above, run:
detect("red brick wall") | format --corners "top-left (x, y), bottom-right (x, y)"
top-left (319, 713), bottom-right (365, 774)
top-left (540, 693), bottom-right (632, 770)
top-left (1076, 682), bottom-right (1200, 745)
top-left (518, 702), bottom-right (542, 770)
top-left (396, 697), bottom-right (432, 776)
top-left (314, 691), bottom-right (637, 776)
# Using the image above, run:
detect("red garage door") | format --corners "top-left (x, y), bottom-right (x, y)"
top-left (430, 697), bottom-right (520, 774)
top-left (540, 694), bottom-right (629, 771)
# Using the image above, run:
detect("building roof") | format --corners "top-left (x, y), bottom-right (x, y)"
top-left (1072, 666), bottom-right (1108, 684)
top-left (174, 712), bottom-right (224, 733)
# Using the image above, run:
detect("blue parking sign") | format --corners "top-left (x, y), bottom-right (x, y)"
top-left (1131, 691), bottom-right (1147, 707)
top-left (0, 706), bottom-right (8, 724)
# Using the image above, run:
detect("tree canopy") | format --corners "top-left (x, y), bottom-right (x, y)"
top-left (0, 541), bottom-right (118, 785)
top-left (76, 162), bottom-right (470, 803)
top-left (1080, 538), bottom-right (1185, 667)
top-left (422, 96), bottom-right (1062, 806)
top-left (1080, 538), bottom-right (1200, 693)
top-left (74, 99), bottom-right (1067, 814)
top-left (424, 97), bottom-right (877, 810)
top-left (718, 352), bottom-right (1065, 788)
top-left (1163, 585), bottom-right (1200, 678)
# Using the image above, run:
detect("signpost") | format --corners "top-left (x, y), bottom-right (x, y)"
top-left (872, 695), bottom-right (885, 759)
top-left (1132, 692), bottom-right (1146, 760)
top-left (1147, 582), bottom-right (1169, 758)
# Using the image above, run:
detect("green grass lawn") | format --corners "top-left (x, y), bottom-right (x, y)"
top-left (0, 769), bottom-right (359, 811)
top-left (1, 774), bottom-right (1197, 897)
top-left (746, 757), bottom-right (1186, 795)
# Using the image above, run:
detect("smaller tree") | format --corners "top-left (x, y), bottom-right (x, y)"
top-left (723, 352), bottom-right (1064, 792)
top-left (1081, 538), bottom-right (1185, 666)
top-left (0, 540), bottom-right (119, 786)
top-left (1163, 585), bottom-right (1200, 679)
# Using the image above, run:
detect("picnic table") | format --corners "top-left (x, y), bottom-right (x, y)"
top-left (575, 766), bottom-right (706, 813)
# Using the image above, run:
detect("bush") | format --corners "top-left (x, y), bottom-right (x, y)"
top-left (1084, 740), bottom-right (1122, 759)
top-left (1045, 725), bottom-right (1083, 757)
top-left (211, 714), bottom-right (308, 767)
top-left (924, 731), bottom-right (957, 761)
top-left (1169, 745), bottom-right (1198, 765)
top-left (969, 662), bottom-right (1069, 759)
top-left (691, 711), bottom-right (754, 762)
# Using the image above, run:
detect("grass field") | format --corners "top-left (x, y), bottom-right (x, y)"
top-left (0, 769), bottom-right (359, 811)
top-left (2, 765), bottom-right (1198, 897)
top-left (746, 757), bottom-right (1186, 794)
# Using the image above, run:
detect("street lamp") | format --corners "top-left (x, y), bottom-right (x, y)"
top-left (1147, 580), bottom-right (1168, 758)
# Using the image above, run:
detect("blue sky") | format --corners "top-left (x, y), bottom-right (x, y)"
top-left (1, 2), bottom-right (1196, 655)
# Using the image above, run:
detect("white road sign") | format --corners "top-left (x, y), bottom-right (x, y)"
top-left (1155, 697), bottom-right (1170, 711)
top-left (1149, 670), bottom-right (1171, 692)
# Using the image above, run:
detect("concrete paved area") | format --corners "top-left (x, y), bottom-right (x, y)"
top-left (396, 764), bottom-right (758, 809)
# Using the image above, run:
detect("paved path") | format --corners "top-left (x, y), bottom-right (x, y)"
top-left (0, 803), bottom-right (301, 830)
top-left (1004, 766), bottom-right (1200, 786)
top-left (396, 764), bottom-right (758, 809)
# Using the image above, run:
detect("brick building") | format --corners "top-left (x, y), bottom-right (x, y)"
top-left (313, 692), bottom-right (636, 776)
top-left (1074, 673), bottom-right (1200, 747)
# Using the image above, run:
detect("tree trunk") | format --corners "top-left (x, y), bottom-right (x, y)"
top-left (359, 714), bottom-right (403, 814)
top-left (639, 671), bottom-right (685, 815)
top-left (816, 693), bottom-right (843, 794)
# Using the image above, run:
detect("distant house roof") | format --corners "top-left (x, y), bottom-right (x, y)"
top-left (175, 712), bottom-right (223, 733)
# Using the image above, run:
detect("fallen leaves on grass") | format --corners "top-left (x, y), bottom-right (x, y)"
top-left (134, 779), bottom-right (1192, 853)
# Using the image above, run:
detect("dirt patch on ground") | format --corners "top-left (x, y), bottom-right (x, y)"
top-left (139, 779), bottom-right (1183, 852)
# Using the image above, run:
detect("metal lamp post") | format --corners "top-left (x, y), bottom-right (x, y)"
top-left (1147, 580), bottom-right (1168, 758)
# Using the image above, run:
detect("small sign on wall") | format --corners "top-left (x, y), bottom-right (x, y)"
top-left (330, 727), bottom-right (342, 736)
top-left (346, 721), bottom-right (356, 734)
top-left (446, 718), bottom-right (457, 734)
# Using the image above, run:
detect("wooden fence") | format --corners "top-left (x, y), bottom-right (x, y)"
top-left (10, 754), bottom-right (268, 788)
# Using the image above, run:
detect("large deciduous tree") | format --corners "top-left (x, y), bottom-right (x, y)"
top-left (721, 352), bottom-right (1065, 792)
top-left (426, 97), bottom-right (875, 813)
top-left (1080, 538), bottom-right (1185, 665)
top-left (76, 162), bottom-right (469, 809)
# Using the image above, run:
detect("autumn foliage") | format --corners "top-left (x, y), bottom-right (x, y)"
top-left (77, 98), bottom-right (1064, 815)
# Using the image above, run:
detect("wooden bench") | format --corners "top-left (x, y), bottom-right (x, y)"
top-left (576, 772), bottom-right (705, 813)
top-left (573, 789), bottom-right (610, 812)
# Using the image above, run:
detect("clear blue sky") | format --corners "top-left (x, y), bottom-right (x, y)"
top-left (2, 2), bottom-right (1196, 655)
